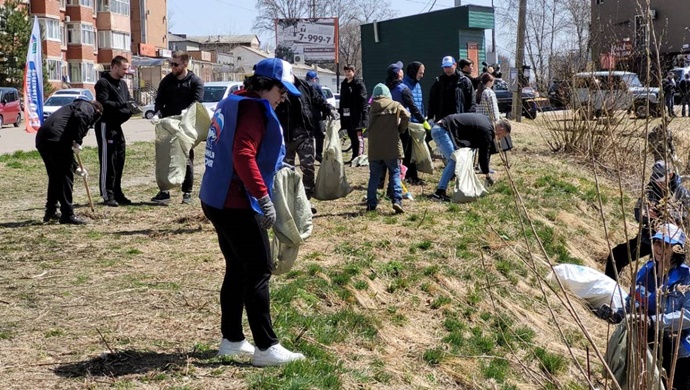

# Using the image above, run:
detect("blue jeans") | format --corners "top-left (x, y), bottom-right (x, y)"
top-left (367, 159), bottom-right (402, 209)
top-left (431, 125), bottom-right (457, 191)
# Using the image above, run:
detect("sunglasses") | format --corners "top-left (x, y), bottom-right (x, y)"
top-left (171, 62), bottom-right (181, 67)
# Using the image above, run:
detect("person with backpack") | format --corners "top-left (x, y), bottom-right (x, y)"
top-left (680, 73), bottom-right (690, 117)
top-left (427, 56), bottom-right (475, 122)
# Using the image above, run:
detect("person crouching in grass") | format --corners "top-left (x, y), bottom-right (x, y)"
top-left (365, 83), bottom-right (410, 214)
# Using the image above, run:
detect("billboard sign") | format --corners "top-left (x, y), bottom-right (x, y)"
top-left (275, 18), bottom-right (338, 63)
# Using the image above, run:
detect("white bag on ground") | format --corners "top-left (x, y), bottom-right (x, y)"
top-left (313, 119), bottom-right (353, 200)
top-left (408, 123), bottom-right (433, 174)
top-left (546, 264), bottom-right (628, 310)
top-left (271, 168), bottom-right (313, 275)
top-left (451, 148), bottom-right (487, 203)
top-left (155, 103), bottom-right (211, 190)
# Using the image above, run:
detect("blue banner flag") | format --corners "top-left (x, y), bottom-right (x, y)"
top-left (23, 16), bottom-right (44, 133)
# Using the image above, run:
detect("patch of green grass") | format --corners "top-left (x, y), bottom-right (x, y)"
top-left (534, 175), bottom-right (578, 196)
top-left (534, 347), bottom-right (567, 375)
top-left (422, 348), bottom-right (446, 366)
top-left (0, 149), bottom-right (41, 162)
top-left (353, 280), bottom-right (368, 290)
top-left (246, 354), bottom-right (342, 390)
top-left (126, 248), bottom-right (142, 255)
top-left (481, 358), bottom-right (510, 382)
top-left (423, 265), bottom-right (440, 276)
top-left (468, 326), bottom-right (495, 354)
top-left (430, 295), bottom-right (451, 309)
top-left (5, 161), bottom-right (24, 169)
top-left (44, 328), bottom-right (64, 338)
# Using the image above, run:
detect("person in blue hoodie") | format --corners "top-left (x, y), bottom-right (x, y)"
top-left (199, 58), bottom-right (306, 367)
top-left (626, 223), bottom-right (690, 389)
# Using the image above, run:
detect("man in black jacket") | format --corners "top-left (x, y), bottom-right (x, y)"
top-left (430, 113), bottom-right (511, 201)
top-left (150, 51), bottom-right (205, 205)
top-left (427, 56), bottom-right (475, 122)
top-left (95, 55), bottom-right (134, 207)
top-left (680, 73), bottom-right (690, 117)
top-left (339, 64), bottom-right (368, 162)
top-left (275, 75), bottom-right (335, 212)
top-left (458, 58), bottom-right (480, 90)
top-left (36, 99), bottom-right (103, 224)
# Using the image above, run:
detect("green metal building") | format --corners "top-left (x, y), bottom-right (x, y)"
top-left (360, 5), bottom-right (494, 110)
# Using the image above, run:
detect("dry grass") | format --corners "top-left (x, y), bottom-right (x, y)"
top-left (0, 119), bottom-right (663, 389)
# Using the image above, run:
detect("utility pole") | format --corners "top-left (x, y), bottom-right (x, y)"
top-left (491, 0), bottom-right (496, 54)
top-left (511, 0), bottom-right (527, 122)
top-left (311, 0), bottom-right (316, 18)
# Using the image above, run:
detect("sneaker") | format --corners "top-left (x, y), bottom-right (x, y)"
top-left (181, 192), bottom-right (193, 205)
top-left (218, 338), bottom-right (255, 357)
top-left (59, 215), bottom-right (86, 225)
top-left (431, 190), bottom-right (451, 202)
top-left (151, 191), bottom-right (171, 204)
top-left (115, 196), bottom-right (132, 205)
top-left (392, 202), bottom-right (404, 214)
top-left (103, 198), bottom-right (119, 207)
top-left (43, 210), bottom-right (61, 223)
top-left (252, 344), bottom-right (305, 367)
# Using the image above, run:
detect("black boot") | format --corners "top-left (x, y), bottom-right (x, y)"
top-left (43, 210), bottom-right (61, 223)
top-left (59, 215), bottom-right (86, 225)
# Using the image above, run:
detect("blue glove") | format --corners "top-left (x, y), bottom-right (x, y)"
top-left (255, 195), bottom-right (276, 230)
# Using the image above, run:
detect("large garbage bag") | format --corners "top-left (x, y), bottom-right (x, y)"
top-left (313, 119), bottom-right (353, 200)
top-left (154, 103), bottom-right (211, 191)
top-left (451, 148), bottom-right (487, 203)
top-left (271, 167), bottom-right (313, 275)
top-left (546, 264), bottom-right (628, 310)
top-left (408, 123), bottom-right (433, 174)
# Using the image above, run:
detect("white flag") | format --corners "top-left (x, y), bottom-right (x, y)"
top-left (23, 16), bottom-right (44, 133)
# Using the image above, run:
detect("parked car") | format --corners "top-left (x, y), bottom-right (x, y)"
top-left (548, 80), bottom-right (570, 109)
top-left (0, 87), bottom-right (23, 127)
top-left (493, 78), bottom-right (541, 119)
top-left (42, 95), bottom-right (83, 121)
top-left (321, 86), bottom-right (336, 108)
top-left (52, 88), bottom-right (94, 101)
top-left (333, 92), bottom-right (340, 109)
top-left (141, 103), bottom-right (155, 119)
top-left (202, 81), bottom-right (244, 112)
top-left (571, 71), bottom-right (661, 119)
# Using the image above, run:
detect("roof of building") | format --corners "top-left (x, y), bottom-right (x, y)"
top-left (184, 34), bottom-right (260, 45)
top-left (234, 45), bottom-right (272, 58)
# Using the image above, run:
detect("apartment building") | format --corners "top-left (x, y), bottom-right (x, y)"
top-left (591, 0), bottom-right (690, 75)
top-left (130, 0), bottom-right (169, 58)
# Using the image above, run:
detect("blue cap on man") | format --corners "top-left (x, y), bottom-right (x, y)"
top-left (306, 70), bottom-right (318, 81)
top-left (441, 56), bottom-right (456, 68)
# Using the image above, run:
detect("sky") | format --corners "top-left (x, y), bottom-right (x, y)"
top-left (167, 0), bottom-right (499, 48)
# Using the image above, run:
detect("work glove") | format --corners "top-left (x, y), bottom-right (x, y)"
top-left (423, 120), bottom-right (432, 131)
top-left (150, 114), bottom-right (160, 124)
top-left (75, 167), bottom-right (88, 178)
top-left (255, 195), bottom-right (276, 230)
top-left (595, 304), bottom-right (623, 324)
top-left (72, 142), bottom-right (82, 154)
top-left (485, 175), bottom-right (495, 187)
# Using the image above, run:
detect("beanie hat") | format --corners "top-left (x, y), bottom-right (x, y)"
top-left (372, 83), bottom-right (391, 99)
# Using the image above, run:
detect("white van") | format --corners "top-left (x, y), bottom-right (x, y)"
top-left (202, 81), bottom-right (244, 112)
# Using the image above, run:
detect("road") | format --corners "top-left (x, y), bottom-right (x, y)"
top-left (0, 118), bottom-right (156, 155)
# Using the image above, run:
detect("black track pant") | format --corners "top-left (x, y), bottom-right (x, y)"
top-left (96, 122), bottom-right (126, 201)
top-left (605, 234), bottom-right (652, 279)
top-left (201, 204), bottom-right (279, 350)
top-left (181, 149), bottom-right (194, 194)
top-left (38, 143), bottom-right (75, 217)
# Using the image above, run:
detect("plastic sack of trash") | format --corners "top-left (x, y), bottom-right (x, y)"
top-left (546, 264), bottom-right (628, 310)
top-left (271, 167), bottom-right (313, 275)
top-left (313, 119), bottom-right (353, 200)
top-left (451, 148), bottom-right (487, 203)
top-left (408, 123), bottom-right (433, 174)
top-left (154, 103), bottom-right (211, 191)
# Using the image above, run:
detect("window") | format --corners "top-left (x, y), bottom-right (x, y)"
top-left (97, 0), bottom-right (129, 15)
top-left (40, 18), bottom-right (61, 41)
top-left (69, 62), bottom-right (98, 83)
top-left (67, 23), bottom-right (95, 46)
top-left (98, 31), bottom-right (130, 50)
top-left (68, 0), bottom-right (94, 6)
top-left (59, 0), bottom-right (66, 8)
top-left (47, 59), bottom-right (63, 81)
top-left (61, 24), bottom-right (67, 47)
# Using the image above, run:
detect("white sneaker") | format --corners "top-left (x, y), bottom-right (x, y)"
top-left (218, 338), bottom-right (255, 357)
top-left (252, 343), bottom-right (305, 367)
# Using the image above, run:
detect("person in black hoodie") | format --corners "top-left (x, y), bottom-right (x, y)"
top-left (36, 99), bottom-right (103, 224)
top-left (275, 75), bottom-right (335, 213)
top-left (385, 61), bottom-right (430, 185)
top-left (339, 64), bottom-right (369, 162)
top-left (150, 51), bottom-right (205, 205)
top-left (95, 55), bottom-right (134, 207)
top-left (458, 58), bottom-right (480, 90)
top-left (427, 56), bottom-right (475, 122)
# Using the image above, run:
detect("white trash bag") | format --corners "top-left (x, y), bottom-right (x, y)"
top-left (546, 264), bottom-right (628, 310)
top-left (313, 119), bottom-right (353, 200)
top-left (451, 148), bottom-right (487, 203)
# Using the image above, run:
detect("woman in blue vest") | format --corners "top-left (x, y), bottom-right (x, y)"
top-left (628, 223), bottom-right (690, 389)
top-left (199, 58), bottom-right (306, 367)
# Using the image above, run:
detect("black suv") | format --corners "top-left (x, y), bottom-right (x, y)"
top-left (493, 78), bottom-right (539, 119)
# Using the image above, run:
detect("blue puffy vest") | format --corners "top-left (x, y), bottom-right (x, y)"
top-left (390, 81), bottom-right (408, 107)
top-left (199, 94), bottom-right (285, 214)
top-left (403, 75), bottom-right (424, 122)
